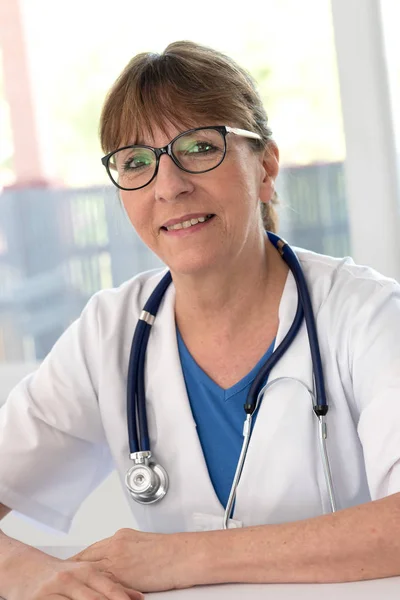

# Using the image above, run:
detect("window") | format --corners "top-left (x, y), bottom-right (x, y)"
top-left (0, 0), bottom-right (347, 361)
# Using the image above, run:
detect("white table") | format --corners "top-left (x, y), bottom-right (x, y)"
top-left (25, 546), bottom-right (400, 599)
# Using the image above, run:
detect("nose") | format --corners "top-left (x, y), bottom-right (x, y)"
top-left (153, 154), bottom-right (194, 203)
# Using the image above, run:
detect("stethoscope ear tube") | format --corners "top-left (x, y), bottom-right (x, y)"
top-left (266, 232), bottom-right (328, 417)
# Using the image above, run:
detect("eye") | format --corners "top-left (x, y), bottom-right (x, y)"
top-left (184, 141), bottom-right (216, 154)
top-left (124, 153), bottom-right (153, 170)
top-left (112, 147), bottom-right (155, 173)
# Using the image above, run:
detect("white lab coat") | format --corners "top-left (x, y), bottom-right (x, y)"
top-left (1, 247), bottom-right (400, 534)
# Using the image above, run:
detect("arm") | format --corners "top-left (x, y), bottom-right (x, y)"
top-left (184, 491), bottom-right (400, 585)
top-left (0, 293), bottom-right (114, 535)
top-left (0, 527), bottom-right (143, 600)
top-left (186, 284), bottom-right (400, 586)
top-left (71, 492), bottom-right (400, 592)
top-left (0, 503), bottom-right (10, 521)
top-left (0, 526), bottom-right (58, 597)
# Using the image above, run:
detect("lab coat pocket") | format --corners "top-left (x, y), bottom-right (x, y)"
top-left (233, 378), bottom-right (325, 525)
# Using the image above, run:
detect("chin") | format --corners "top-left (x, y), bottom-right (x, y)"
top-left (167, 252), bottom-right (219, 277)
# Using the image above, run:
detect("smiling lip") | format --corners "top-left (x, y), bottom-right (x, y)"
top-left (161, 213), bottom-right (213, 228)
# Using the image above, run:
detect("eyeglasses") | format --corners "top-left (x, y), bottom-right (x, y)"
top-left (101, 125), bottom-right (262, 191)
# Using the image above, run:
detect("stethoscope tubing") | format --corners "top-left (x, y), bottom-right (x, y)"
top-left (128, 234), bottom-right (329, 449)
top-left (245, 291), bottom-right (304, 413)
top-left (278, 239), bottom-right (328, 415)
top-left (126, 233), bottom-right (336, 517)
top-left (127, 319), bottom-right (147, 454)
top-left (137, 324), bottom-right (151, 451)
top-left (127, 271), bottom-right (172, 454)
top-left (267, 232), bottom-right (328, 415)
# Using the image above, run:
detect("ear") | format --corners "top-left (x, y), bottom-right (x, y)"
top-left (258, 141), bottom-right (279, 205)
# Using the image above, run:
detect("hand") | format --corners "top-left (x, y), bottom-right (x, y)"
top-left (5, 547), bottom-right (144, 600)
top-left (71, 528), bottom-right (197, 593)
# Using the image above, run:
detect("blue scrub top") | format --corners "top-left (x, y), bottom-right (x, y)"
top-left (176, 328), bottom-right (275, 509)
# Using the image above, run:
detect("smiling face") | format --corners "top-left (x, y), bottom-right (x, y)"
top-left (119, 122), bottom-right (278, 278)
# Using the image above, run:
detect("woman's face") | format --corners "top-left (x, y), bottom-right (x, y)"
top-left (119, 122), bottom-right (279, 277)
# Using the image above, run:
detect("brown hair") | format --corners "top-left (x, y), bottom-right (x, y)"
top-left (100, 40), bottom-right (279, 231)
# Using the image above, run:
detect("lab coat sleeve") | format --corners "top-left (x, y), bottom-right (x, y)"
top-left (0, 292), bottom-right (113, 533)
top-left (350, 280), bottom-right (400, 500)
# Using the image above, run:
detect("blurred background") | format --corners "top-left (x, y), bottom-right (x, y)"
top-left (0, 0), bottom-right (399, 546)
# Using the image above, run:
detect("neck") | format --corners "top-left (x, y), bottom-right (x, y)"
top-left (173, 233), bottom-right (289, 340)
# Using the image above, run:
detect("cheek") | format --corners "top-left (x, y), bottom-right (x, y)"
top-left (228, 153), bottom-right (262, 196)
top-left (231, 169), bottom-right (261, 211)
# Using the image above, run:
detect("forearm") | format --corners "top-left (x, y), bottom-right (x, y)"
top-left (185, 492), bottom-right (400, 585)
top-left (0, 529), bottom-right (47, 597)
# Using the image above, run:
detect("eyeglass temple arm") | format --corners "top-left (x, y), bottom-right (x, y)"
top-left (225, 126), bottom-right (262, 140)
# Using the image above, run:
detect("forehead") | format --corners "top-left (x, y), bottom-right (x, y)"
top-left (115, 90), bottom-right (232, 149)
top-left (132, 121), bottom-right (192, 146)
top-left (120, 93), bottom-right (199, 145)
top-left (134, 122), bottom-right (224, 147)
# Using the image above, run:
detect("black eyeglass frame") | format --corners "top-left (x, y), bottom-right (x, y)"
top-left (101, 125), bottom-right (262, 191)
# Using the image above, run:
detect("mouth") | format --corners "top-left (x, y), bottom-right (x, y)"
top-left (160, 214), bottom-right (215, 232)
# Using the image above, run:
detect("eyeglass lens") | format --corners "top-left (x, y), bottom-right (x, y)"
top-left (108, 128), bottom-right (225, 190)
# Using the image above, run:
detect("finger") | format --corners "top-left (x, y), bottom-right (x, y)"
top-left (70, 547), bottom-right (99, 562)
top-left (39, 596), bottom-right (76, 599)
top-left (45, 583), bottom-right (141, 600)
top-left (85, 570), bottom-right (144, 600)
top-left (44, 568), bottom-right (143, 600)
top-left (122, 589), bottom-right (145, 600)
top-left (71, 536), bottom-right (113, 562)
top-left (73, 582), bottom-right (142, 599)
top-left (100, 569), bottom-right (145, 599)
top-left (35, 586), bottom-right (144, 600)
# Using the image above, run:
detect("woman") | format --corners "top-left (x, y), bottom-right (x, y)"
top-left (1, 40), bottom-right (400, 598)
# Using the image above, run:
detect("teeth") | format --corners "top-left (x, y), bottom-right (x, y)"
top-left (166, 215), bottom-right (212, 231)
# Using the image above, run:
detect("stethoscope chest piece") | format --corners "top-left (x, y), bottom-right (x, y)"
top-left (125, 451), bottom-right (168, 504)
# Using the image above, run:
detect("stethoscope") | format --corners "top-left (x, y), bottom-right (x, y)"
top-left (125, 232), bottom-right (337, 528)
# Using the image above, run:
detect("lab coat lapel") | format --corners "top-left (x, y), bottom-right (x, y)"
top-left (233, 271), bottom-right (325, 525)
top-left (145, 282), bottom-right (224, 531)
